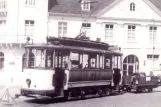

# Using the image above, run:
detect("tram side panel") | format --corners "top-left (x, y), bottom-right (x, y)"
top-left (67, 69), bottom-right (113, 88)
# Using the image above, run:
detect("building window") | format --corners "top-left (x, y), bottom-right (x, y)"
top-left (130, 2), bottom-right (135, 11)
top-left (127, 25), bottom-right (135, 41)
top-left (25, 0), bottom-right (35, 5)
top-left (0, 20), bottom-right (6, 36)
top-left (0, 0), bottom-right (6, 9)
top-left (147, 54), bottom-right (159, 60)
top-left (105, 24), bottom-right (113, 41)
top-left (81, 23), bottom-right (91, 37)
top-left (81, 0), bottom-right (90, 11)
top-left (149, 26), bottom-right (157, 42)
top-left (0, 52), bottom-right (4, 69)
top-left (58, 22), bottom-right (67, 37)
top-left (0, 20), bottom-right (6, 25)
top-left (25, 20), bottom-right (34, 37)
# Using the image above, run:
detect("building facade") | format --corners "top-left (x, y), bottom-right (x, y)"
top-left (0, 0), bottom-right (161, 86)
top-left (48, 0), bottom-right (161, 76)
top-left (0, 0), bottom-right (48, 86)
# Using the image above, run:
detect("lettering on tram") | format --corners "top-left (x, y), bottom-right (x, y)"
top-left (20, 37), bottom-right (123, 99)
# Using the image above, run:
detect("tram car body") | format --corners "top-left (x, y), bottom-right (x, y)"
top-left (122, 72), bottom-right (160, 92)
top-left (20, 37), bottom-right (122, 99)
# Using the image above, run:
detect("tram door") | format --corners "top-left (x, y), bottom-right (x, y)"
top-left (53, 50), bottom-right (69, 95)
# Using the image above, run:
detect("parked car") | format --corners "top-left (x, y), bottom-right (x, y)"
top-left (122, 72), bottom-right (160, 92)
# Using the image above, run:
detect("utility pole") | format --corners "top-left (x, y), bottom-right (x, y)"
top-left (17, 0), bottom-right (20, 43)
top-left (152, 20), bottom-right (155, 72)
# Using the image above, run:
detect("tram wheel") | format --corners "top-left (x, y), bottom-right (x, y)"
top-left (118, 87), bottom-right (123, 93)
top-left (148, 88), bottom-right (153, 92)
top-left (63, 91), bottom-right (70, 101)
top-left (127, 87), bottom-right (131, 92)
top-left (105, 89), bottom-right (110, 96)
top-left (136, 88), bottom-right (141, 93)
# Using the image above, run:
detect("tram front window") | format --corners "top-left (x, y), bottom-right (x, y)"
top-left (35, 49), bottom-right (45, 68)
top-left (24, 48), bottom-right (46, 68)
top-left (28, 49), bottom-right (35, 68)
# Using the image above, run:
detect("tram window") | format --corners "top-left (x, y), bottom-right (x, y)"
top-left (89, 54), bottom-right (97, 68)
top-left (35, 49), bottom-right (45, 68)
top-left (97, 54), bottom-right (103, 69)
top-left (54, 50), bottom-right (69, 68)
top-left (28, 48), bottom-right (35, 68)
top-left (105, 56), bottom-right (112, 69)
top-left (83, 53), bottom-right (88, 69)
top-left (83, 53), bottom-right (97, 69)
top-left (71, 52), bottom-right (83, 69)
top-left (62, 53), bottom-right (69, 68)
top-left (46, 50), bottom-right (53, 68)
top-left (112, 56), bottom-right (118, 68)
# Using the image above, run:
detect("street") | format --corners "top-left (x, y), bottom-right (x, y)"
top-left (1, 88), bottom-right (161, 107)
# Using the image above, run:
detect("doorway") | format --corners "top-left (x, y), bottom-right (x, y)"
top-left (123, 55), bottom-right (139, 76)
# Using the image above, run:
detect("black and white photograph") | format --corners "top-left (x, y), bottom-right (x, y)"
top-left (0, 0), bottom-right (161, 107)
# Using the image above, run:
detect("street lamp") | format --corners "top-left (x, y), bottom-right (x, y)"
top-left (26, 37), bottom-right (33, 44)
top-left (153, 46), bottom-right (155, 71)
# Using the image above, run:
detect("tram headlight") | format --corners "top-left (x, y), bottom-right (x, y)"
top-left (135, 80), bottom-right (139, 85)
top-left (158, 79), bottom-right (160, 83)
top-left (26, 79), bottom-right (31, 88)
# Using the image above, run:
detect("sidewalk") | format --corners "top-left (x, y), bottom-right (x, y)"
top-left (0, 86), bottom-right (21, 99)
top-left (154, 86), bottom-right (161, 92)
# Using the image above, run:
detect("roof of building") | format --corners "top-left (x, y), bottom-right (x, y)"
top-left (49, 0), bottom-right (161, 16)
top-left (49, 0), bottom-right (117, 16)
top-left (149, 0), bottom-right (161, 11)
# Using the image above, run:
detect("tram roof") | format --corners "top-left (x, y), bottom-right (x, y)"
top-left (46, 37), bottom-right (110, 50)
top-left (25, 44), bottom-right (122, 56)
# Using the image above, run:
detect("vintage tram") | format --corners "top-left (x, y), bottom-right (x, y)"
top-left (20, 36), bottom-right (123, 99)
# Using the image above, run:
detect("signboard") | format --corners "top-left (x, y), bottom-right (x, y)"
top-left (146, 77), bottom-right (151, 81)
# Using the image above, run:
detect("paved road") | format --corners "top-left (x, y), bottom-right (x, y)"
top-left (1, 88), bottom-right (161, 107)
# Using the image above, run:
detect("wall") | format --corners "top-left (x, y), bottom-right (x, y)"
top-left (49, 13), bottom-right (161, 75)
top-left (0, 0), bottom-right (48, 43)
top-left (0, 0), bottom-right (49, 87)
top-left (0, 46), bottom-right (25, 86)
top-left (101, 0), bottom-right (161, 20)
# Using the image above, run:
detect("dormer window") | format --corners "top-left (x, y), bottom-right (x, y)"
top-left (81, 0), bottom-right (90, 11)
top-left (130, 2), bottom-right (135, 11)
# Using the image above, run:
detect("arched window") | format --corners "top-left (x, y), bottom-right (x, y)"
top-left (130, 2), bottom-right (135, 11)
top-left (123, 55), bottom-right (139, 76)
top-left (22, 54), bottom-right (25, 68)
top-left (0, 52), bottom-right (4, 69)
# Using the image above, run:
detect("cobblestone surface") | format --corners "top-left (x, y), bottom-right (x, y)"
top-left (0, 87), bottom-right (161, 107)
